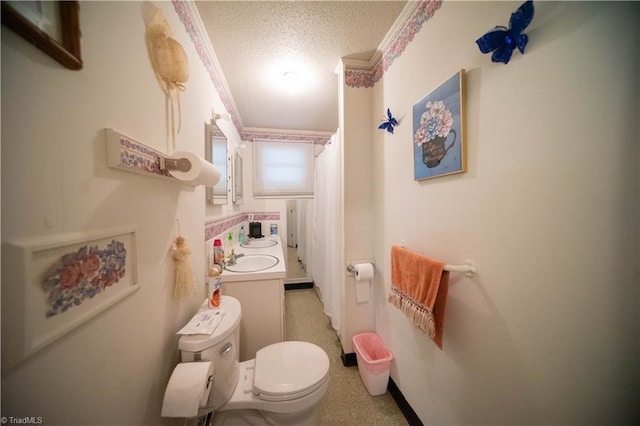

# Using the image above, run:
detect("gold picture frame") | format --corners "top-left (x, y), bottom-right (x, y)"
top-left (1, 0), bottom-right (82, 70)
top-left (413, 70), bottom-right (467, 181)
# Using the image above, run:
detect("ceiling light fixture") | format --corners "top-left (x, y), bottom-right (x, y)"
top-left (283, 71), bottom-right (298, 80)
top-left (264, 58), bottom-right (316, 95)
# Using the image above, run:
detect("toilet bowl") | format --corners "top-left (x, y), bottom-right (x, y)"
top-left (163, 295), bottom-right (330, 425)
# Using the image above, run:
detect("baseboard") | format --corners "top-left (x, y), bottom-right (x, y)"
top-left (284, 281), bottom-right (314, 291)
top-left (340, 350), bottom-right (357, 367)
top-left (387, 377), bottom-right (423, 426)
top-left (341, 351), bottom-right (421, 425)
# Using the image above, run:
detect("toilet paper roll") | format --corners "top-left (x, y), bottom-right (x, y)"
top-left (354, 263), bottom-right (374, 304)
top-left (168, 151), bottom-right (221, 186)
top-left (354, 263), bottom-right (374, 282)
top-left (161, 361), bottom-right (214, 418)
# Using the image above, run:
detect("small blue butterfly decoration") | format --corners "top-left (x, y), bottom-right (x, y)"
top-left (476, 0), bottom-right (534, 64)
top-left (378, 108), bottom-right (398, 134)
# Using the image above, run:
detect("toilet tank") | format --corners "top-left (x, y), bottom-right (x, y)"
top-left (178, 295), bottom-right (241, 410)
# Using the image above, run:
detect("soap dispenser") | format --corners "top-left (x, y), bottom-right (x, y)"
top-left (226, 232), bottom-right (234, 263)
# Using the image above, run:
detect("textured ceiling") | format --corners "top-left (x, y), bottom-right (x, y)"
top-left (195, 1), bottom-right (407, 133)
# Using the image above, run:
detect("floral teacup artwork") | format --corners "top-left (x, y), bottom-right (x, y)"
top-left (43, 240), bottom-right (127, 318)
top-left (414, 100), bottom-right (456, 168)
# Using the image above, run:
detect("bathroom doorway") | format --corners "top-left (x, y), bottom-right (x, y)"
top-left (285, 199), bottom-right (313, 285)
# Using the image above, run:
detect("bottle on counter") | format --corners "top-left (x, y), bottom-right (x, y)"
top-left (213, 239), bottom-right (224, 267)
top-left (207, 265), bottom-right (222, 308)
top-left (239, 225), bottom-right (246, 243)
top-left (227, 232), bottom-right (234, 261)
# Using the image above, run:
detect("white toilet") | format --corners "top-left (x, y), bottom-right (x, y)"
top-left (164, 295), bottom-right (330, 425)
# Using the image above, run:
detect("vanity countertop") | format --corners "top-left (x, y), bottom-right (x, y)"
top-left (221, 235), bottom-right (286, 283)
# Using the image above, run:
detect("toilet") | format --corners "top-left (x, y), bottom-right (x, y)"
top-left (163, 295), bottom-right (330, 425)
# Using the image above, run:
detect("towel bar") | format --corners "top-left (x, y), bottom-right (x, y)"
top-left (398, 241), bottom-right (477, 277)
top-left (347, 261), bottom-right (476, 276)
top-left (444, 261), bottom-right (476, 277)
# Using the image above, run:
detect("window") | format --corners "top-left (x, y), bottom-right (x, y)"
top-left (253, 139), bottom-right (314, 197)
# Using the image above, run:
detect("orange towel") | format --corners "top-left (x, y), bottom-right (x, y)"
top-left (389, 245), bottom-right (449, 350)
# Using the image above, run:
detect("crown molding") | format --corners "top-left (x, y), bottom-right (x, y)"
top-left (242, 127), bottom-right (333, 145)
top-left (175, 0), bottom-right (443, 139)
top-left (172, 0), bottom-right (244, 135)
top-left (344, 0), bottom-right (443, 88)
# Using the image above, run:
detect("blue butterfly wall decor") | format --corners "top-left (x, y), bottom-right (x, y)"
top-left (476, 0), bottom-right (534, 64)
top-left (378, 108), bottom-right (398, 134)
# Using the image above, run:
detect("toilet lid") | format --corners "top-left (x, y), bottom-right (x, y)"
top-left (253, 341), bottom-right (329, 401)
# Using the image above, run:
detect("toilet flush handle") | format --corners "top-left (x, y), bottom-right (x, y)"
top-left (220, 342), bottom-right (233, 356)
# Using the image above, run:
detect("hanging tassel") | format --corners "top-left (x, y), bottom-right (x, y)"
top-left (171, 219), bottom-right (196, 300)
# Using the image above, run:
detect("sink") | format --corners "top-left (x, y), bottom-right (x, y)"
top-left (224, 254), bottom-right (280, 273)
top-left (240, 239), bottom-right (277, 248)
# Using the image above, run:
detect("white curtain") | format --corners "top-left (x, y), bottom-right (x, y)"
top-left (312, 131), bottom-right (342, 332)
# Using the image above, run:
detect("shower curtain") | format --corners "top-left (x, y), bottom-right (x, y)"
top-left (312, 132), bottom-right (342, 332)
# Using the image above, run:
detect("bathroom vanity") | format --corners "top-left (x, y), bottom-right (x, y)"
top-left (221, 235), bottom-right (286, 361)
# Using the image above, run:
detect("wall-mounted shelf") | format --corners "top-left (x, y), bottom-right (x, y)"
top-left (105, 128), bottom-right (178, 182)
top-left (105, 129), bottom-right (219, 187)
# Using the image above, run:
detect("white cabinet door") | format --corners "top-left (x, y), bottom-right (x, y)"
top-left (223, 278), bottom-right (284, 361)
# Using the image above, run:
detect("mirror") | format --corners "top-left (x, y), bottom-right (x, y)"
top-left (285, 199), bottom-right (312, 284)
top-left (233, 153), bottom-right (243, 204)
top-left (205, 120), bottom-right (228, 205)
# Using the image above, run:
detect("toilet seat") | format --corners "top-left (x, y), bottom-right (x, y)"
top-left (253, 341), bottom-right (330, 402)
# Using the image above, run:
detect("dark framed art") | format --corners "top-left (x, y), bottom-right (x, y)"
top-left (1, 0), bottom-right (82, 70)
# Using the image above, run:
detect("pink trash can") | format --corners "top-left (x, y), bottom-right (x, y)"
top-left (352, 332), bottom-right (394, 396)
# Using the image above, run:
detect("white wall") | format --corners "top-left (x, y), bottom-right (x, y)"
top-left (363, 1), bottom-right (638, 424)
top-left (1, 2), bottom-right (239, 424)
top-left (340, 61), bottom-right (376, 353)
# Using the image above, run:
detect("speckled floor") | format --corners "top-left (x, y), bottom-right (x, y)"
top-left (285, 288), bottom-right (408, 425)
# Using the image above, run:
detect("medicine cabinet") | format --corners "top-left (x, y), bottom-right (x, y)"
top-left (233, 153), bottom-right (243, 204)
top-left (205, 120), bottom-right (228, 205)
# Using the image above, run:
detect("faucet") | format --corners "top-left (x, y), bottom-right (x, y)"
top-left (226, 251), bottom-right (244, 266)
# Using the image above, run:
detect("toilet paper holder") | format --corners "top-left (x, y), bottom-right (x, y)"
top-left (346, 261), bottom-right (375, 275)
top-left (160, 156), bottom-right (192, 172)
top-left (105, 128), bottom-right (220, 187)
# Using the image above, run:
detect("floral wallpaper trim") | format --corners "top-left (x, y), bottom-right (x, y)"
top-left (172, 1), bottom-right (244, 136)
top-left (107, 129), bottom-right (172, 179)
top-left (174, 1), bottom-right (438, 134)
top-left (254, 212), bottom-right (281, 221)
top-left (241, 130), bottom-right (331, 145)
top-left (205, 212), bottom-right (281, 241)
top-left (173, 2), bottom-right (331, 144)
top-left (345, 0), bottom-right (443, 88)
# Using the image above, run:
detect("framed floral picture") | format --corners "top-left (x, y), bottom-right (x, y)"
top-left (2, 227), bottom-right (139, 369)
top-left (413, 70), bottom-right (466, 180)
